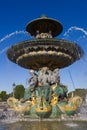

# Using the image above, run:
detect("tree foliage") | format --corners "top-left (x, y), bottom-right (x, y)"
top-left (7, 92), bottom-right (13, 99)
top-left (14, 84), bottom-right (25, 100)
top-left (68, 88), bottom-right (87, 98)
top-left (0, 91), bottom-right (7, 101)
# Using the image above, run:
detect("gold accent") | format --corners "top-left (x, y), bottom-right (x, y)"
top-left (50, 93), bottom-right (58, 105)
top-left (51, 83), bottom-right (57, 91)
top-left (7, 97), bottom-right (30, 113)
top-left (35, 96), bottom-right (52, 113)
top-left (31, 95), bottom-right (37, 105)
top-left (23, 53), bottom-right (28, 57)
top-left (58, 96), bottom-right (83, 113)
top-left (48, 51), bottom-right (57, 55)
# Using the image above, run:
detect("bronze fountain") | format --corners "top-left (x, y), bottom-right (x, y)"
top-left (7, 15), bottom-right (83, 118)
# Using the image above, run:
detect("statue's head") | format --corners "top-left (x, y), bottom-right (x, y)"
top-left (38, 81), bottom-right (43, 87)
top-left (30, 69), bottom-right (34, 74)
top-left (54, 68), bottom-right (59, 73)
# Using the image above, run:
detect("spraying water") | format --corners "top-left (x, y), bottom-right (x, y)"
top-left (61, 26), bottom-right (87, 91)
top-left (0, 30), bottom-right (30, 92)
top-left (0, 31), bottom-right (28, 43)
top-left (63, 26), bottom-right (87, 61)
top-left (0, 31), bottom-right (30, 54)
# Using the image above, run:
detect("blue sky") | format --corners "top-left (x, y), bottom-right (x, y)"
top-left (0, 0), bottom-right (87, 93)
top-left (0, 0), bottom-right (87, 38)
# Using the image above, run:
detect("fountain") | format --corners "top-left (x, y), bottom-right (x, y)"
top-left (7, 15), bottom-right (83, 118)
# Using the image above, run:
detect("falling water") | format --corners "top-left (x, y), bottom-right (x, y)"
top-left (0, 30), bottom-right (29, 54)
top-left (0, 27), bottom-right (87, 93)
top-left (63, 26), bottom-right (87, 61)
top-left (0, 30), bottom-right (30, 92)
top-left (60, 26), bottom-right (87, 92)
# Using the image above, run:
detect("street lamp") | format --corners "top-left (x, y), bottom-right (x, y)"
top-left (12, 83), bottom-right (16, 97)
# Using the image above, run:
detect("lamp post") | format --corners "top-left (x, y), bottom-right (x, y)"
top-left (12, 83), bottom-right (16, 97)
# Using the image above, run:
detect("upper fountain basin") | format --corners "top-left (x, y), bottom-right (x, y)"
top-left (7, 38), bottom-right (83, 70)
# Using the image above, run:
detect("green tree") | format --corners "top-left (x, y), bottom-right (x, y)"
top-left (14, 84), bottom-right (25, 100)
top-left (7, 92), bottom-right (13, 99)
top-left (0, 91), bottom-right (7, 101)
top-left (68, 88), bottom-right (87, 98)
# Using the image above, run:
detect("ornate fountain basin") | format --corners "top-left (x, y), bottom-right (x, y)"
top-left (7, 38), bottom-right (83, 70)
